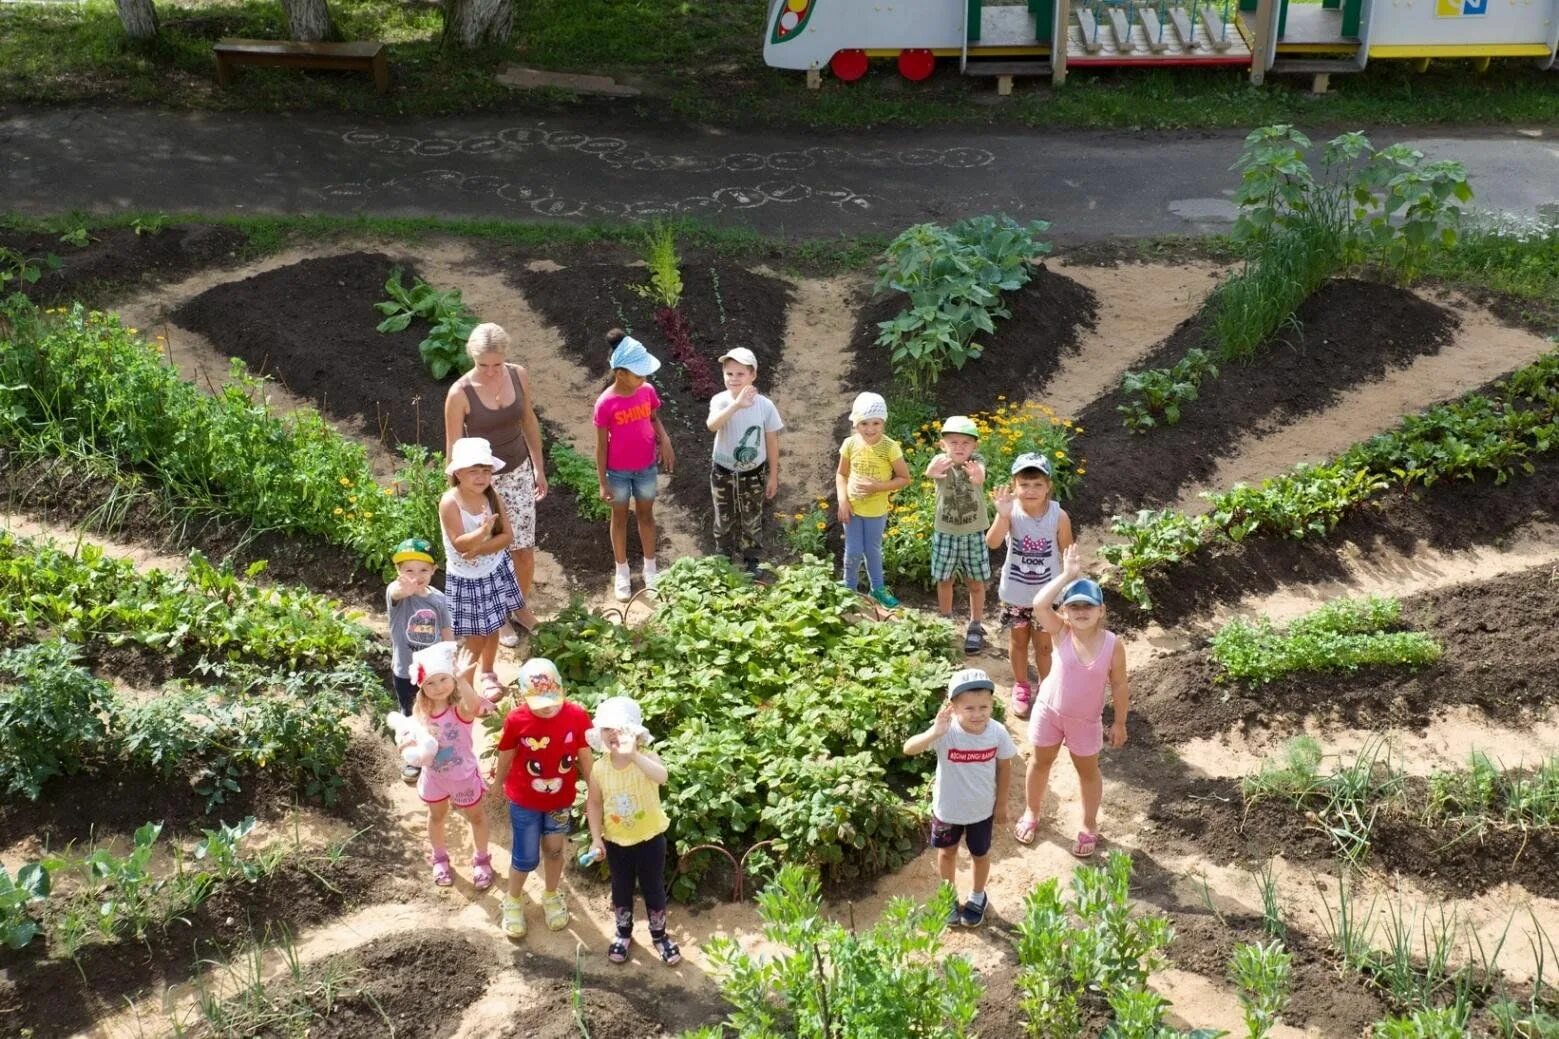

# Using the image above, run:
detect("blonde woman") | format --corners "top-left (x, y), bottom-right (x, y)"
top-left (445, 323), bottom-right (548, 644)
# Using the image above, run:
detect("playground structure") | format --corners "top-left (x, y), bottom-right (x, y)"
top-left (763, 0), bottom-right (1559, 89)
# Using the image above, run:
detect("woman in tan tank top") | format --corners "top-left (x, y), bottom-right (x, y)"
top-left (444, 324), bottom-right (547, 612)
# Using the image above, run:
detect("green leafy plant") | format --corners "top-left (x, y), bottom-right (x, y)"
top-left (0, 245), bottom-right (60, 295)
top-left (130, 214), bottom-right (169, 236)
top-left (1118, 349), bottom-right (1219, 433)
top-left (780, 499), bottom-right (831, 558)
top-left (1209, 596), bottom-right (1442, 684)
top-left (1098, 510), bottom-right (1212, 610)
top-left (1369, 1006), bottom-right (1469, 1038)
top-left (0, 861), bottom-right (51, 950)
top-left (875, 215), bottom-right (1052, 389)
top-left (1231, 941), bottom-right (1292, 1039)
top-left (702, 865), bottom-right (981, 1039)
top-left (58, 226), bottom-right (91, 248)
top-left (632, 220), bottom-right (684, 310)
top-left (547, 440), bottom-right (610, 522)
top-left (375, 267), bottom-right (478, 381)
top-left (0, 642), bottom-right (118, 800)
top-left (1243, 737), bottom-right (1396, 863)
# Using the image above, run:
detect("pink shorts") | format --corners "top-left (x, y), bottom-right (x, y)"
top-left (1028, 705), bottom-right (1103, 757)
top-left (418, 767), bottom-right (486, 808)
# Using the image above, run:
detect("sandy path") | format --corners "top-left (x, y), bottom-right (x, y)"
top-left (1173, 296), bottom-right (1557, 512)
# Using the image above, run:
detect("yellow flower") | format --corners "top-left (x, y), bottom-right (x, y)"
top-left (339, 477), bottom-right (353, 487)
top-left (816, 522), bottom-right (826, 530)
top-left (1077, 468), bottom-right (1087, 475)
top-left (346, 512), bottom-right (356, 520)
top-left (348, 495), bottom-right (358, 504)
top-left (127, 328), bottom-right (137, 334)
top-left (333, 507), bottom-right (344, 515)
top-left (363, 512), bottom-right (374, 519)
top-left (1076, 427), bottom-right (1086, 435)
top-left (1054, 451), bottom-right (1067, 460)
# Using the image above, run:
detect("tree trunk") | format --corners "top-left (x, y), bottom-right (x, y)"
top-left (441, 0), bottom-right (513, 50)
top-left (114, 0), bottom-right (159, 42)
top-left (280, 0), bottom-right (337, 42)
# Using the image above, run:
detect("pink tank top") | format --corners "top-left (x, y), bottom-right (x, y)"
top-left (1040, 630), bottom-right (1117, 719)
top-left (425, 706), bottom-right (478, 776)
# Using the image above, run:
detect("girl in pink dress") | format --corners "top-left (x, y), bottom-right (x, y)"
top-left (401, 642), bottom-right (495, 889)
top-left (1012, 544), bottom-right (1131, 858)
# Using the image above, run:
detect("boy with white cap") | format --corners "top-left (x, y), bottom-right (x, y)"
top-left (491, 657), bottom-right (595, 939)
top-left (835, 391), bottom-right (910, 608)
top-left (706, 346), bottom-right (785, 579)
top-left (903, 667), bottom-right (1015, 928)
top-left (595, 329), bottom-right (677, 601)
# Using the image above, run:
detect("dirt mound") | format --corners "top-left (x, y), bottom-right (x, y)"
top-left (1069, 279), bottom-right (1460, 528)
top-left (306, 931), bottom-right (490, 1039)
top-left (1132, 564), bottom-right (1559, 742)
top-left (513, 261), bottom-right (795, 539)
top-left (169, 251), bottom-right (602, 578)
top-left (844, 264), bottom-right (1100, 417)
top-left (2, 225), bottom-right (246, 306)
top-left (507, 951), bottom-right (728, 1037)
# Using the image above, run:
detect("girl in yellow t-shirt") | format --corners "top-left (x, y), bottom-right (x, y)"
top-left (835, 392), bottom-right (911, 608)
top-left (584, 696), bottom-right (680, 966)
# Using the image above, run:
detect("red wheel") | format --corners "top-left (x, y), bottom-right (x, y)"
top-left (829, 49), bottom-right (869, 82)
top-left (897, 48), bottom-right (936, 81)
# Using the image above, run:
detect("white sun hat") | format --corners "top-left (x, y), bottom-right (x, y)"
top-left (849, 392), bottom-right (888, 423)
top-left (444, 436), bottom-right (507, 475)
top-left (586, 695), bottom-right (654, 752)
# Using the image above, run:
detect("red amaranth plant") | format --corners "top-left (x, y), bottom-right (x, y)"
top-left (655, 306), bottom-right (721, 398)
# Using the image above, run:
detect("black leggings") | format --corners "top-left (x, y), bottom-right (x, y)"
top-left (605, 834), bottom-right (668, 934)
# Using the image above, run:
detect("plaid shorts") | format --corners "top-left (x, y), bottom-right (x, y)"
top-left (929, 531), bottom-right (992, 582)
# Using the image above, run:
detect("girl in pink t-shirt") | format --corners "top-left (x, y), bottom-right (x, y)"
top-left (593, 330), bottom-right (676, 603)
top-left (1012, 544), bottom-right (1131, 859)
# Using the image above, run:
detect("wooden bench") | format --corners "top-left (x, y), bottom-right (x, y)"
top-left (214, 38), bottom-right (390, 93)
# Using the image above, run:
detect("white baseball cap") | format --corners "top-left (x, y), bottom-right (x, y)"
top-left (946, 667), bottom-right (996, 700)
top-left (718, 347), bottom-right (759, 370)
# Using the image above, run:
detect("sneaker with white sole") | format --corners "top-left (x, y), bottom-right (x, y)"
top-left (613, 569), bottom-right (632, 602)
top-left (642, 559), bottom-right (660, 589)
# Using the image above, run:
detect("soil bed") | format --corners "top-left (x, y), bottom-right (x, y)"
top-left (512, 261), bottom-right (795, 541)
top-left (1132, 564), bottom-right (1558, 743)
top-left (294, 931), bottom-right (490, 1039)
top-left (1, 225), bottom-right (247, 307)
top-left (1119, 450), bottom-right (1559, 632)
top-left (505, 951), bottom-right (729, 1038)
top-left (843, 264), bottom-right (1100, 418)
top-left (1145, 775), bottom-right (1559, 900)
top-left (1067, 279), bottom-right (1460, 528)
top-left (169, 251), bottom-right (600, 577)
top-left (0, 855), bottom-right (392, 1039)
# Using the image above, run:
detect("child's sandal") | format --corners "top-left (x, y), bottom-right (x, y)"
top-left (480, 672), bottom-right (504, 699)
top-left (471, 852), bottom-right (495, 891)
top-left (430, 851), bottom-right (454, 887)
top-left (653, 935), bottom-right (682, 966)
top-left (608, 936), bottom-right (630, 964)
top-left (1072, 831), bottom-right (1100, 859)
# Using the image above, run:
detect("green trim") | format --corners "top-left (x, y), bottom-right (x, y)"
top-left (769, 0), bottom-right (817, 45)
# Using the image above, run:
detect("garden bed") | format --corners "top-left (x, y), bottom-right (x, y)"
top-left (1131, 565), bottom-right (1558, 743)
top-left (1067, 279), bottom-right (1460, 527)
top-left (1, 225), bottom-right (247, 306)
top-left (512, 260), bottom-right (794, 535)
top-left (844, 264), bottom-right (1099, 418)
top-left (167, 251), bottom-right (601, 577)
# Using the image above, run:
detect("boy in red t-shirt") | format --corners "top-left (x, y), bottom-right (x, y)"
top-left (491, 657), bottom-right (594, 940)
top-left (594, 330), bottom-right (676, 603)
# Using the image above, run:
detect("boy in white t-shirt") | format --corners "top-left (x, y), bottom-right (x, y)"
top-left (903, 667), bottom-right (1015, 928)
top-left (706, 347), bottom-right (784, 580)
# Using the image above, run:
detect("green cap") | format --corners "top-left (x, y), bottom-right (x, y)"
top-left (392, 537), bottom-right (436, 566)
top-left (940, 415), bottom-right (979, 439)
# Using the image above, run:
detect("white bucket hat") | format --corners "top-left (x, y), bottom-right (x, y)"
top-left (445, 437), bottom-right (507, 476)
top-left (586, 695), bottom-right (654, 752)
top-left (849, 392), bottom-right (888, 423)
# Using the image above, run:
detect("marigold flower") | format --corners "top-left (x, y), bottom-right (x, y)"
top-left (816, 522), bottom-right (826, 530)
top-left (339, 477), bottom-right (353, 487)
top-left (333, 507), bottom-right (344, 515)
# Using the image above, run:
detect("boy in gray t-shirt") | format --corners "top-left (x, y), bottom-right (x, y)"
top-left (385, 538), bottom-right (454, 780)
top-left (902, 668), bottom-right (1015, 928)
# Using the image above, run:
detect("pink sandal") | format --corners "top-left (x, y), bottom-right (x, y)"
top-left (471, 852), bottom-right (495, 890)
top-left (1072, 831), bottom-right (1100, 859)
top-left (431, 851), bottom-right (454, 886)
top-left (1011, 681), bottom-right (1035, 720)
top-left (1013, 815), bottom-right (1040, 846)
top-left (481, 672), bottom-right (505, 700)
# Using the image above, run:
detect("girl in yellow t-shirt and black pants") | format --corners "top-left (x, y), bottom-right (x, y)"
top-left (584, 696), bottom-right (681, 966)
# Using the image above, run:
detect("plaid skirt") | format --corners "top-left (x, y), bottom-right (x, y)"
top-left (446, 555), bottom-right (526, 637)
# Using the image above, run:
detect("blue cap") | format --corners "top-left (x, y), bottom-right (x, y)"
top-left (1011, 452), bottom-right (1052, 477)
top-left (609, 336), bottom-right (661, 377)
top-left (1060, 578), bottom-right (1104, 607)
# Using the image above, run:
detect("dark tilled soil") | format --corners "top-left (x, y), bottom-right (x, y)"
top-left (1132, 565), bottom-right (1559, 743)
top-left (843, 264), bottom-right (1100, 418)
top-left (0, 449), bottom-right (382, 607)
top-left (1068, 279), bottom-right (1460, 528)
top-left (512, 261), bottom-right (795, 542)
top-left (302, 931), bottom-right (490, 1039)
top-left (0, 856), bottom-right (394, 1039)
top-left (1145, 776), bottom-right (1559, 900)
top-left (1120, 449), bottom-right (1559, 633)
top-left (1, 225), bottom-right (247, 306)
top-left (169, 251), bottom-right (601, 578)
top-left (504, 951), bottom-right (728, 1038)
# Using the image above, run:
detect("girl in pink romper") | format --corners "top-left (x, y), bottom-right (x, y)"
top-left (403, 642), bottom-right (496, 889)
top-left (1012, 544), bottom-right (1131, 858)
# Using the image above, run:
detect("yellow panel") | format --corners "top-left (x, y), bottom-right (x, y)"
top-left (1434, 0), bottom-right (1461, 16)
top-left (1369, 43), bottom-right (1552, 57)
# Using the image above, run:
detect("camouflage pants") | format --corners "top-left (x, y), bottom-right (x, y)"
top-left (711, 462), bottom-right (768, 562)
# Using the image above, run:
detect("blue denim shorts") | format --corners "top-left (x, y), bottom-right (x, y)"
top-left (509, 802), bottom-right (572, 872)
top-left (605, 465), bottom-right (659, 505)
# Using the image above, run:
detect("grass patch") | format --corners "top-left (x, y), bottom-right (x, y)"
top-left (0, 0), bottom-right (1555, 129)
top-left (1210, 596), bottom-right (1442, 684)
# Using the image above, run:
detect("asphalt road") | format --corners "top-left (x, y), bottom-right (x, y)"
top-left (4, 106), bottom-right (1555, 240)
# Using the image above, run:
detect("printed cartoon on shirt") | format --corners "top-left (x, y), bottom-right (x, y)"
top-left (607, 790), bottom-right (647, 828)
top-left (1008, 533), bottom-right (1056, 588)
top-left (524, 728), bottom-right (579, 795)
top-left (432, 714), bottom-right (468, 772)
top-left (941, 461), bottom-right (983, 527)
top-left (403, 607), bottom-right (440, 651)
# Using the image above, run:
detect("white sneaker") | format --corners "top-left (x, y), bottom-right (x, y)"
top-left (642, 559), bottom-right (659, 589)
top-left (613, 569), bottom-right (632, 602)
